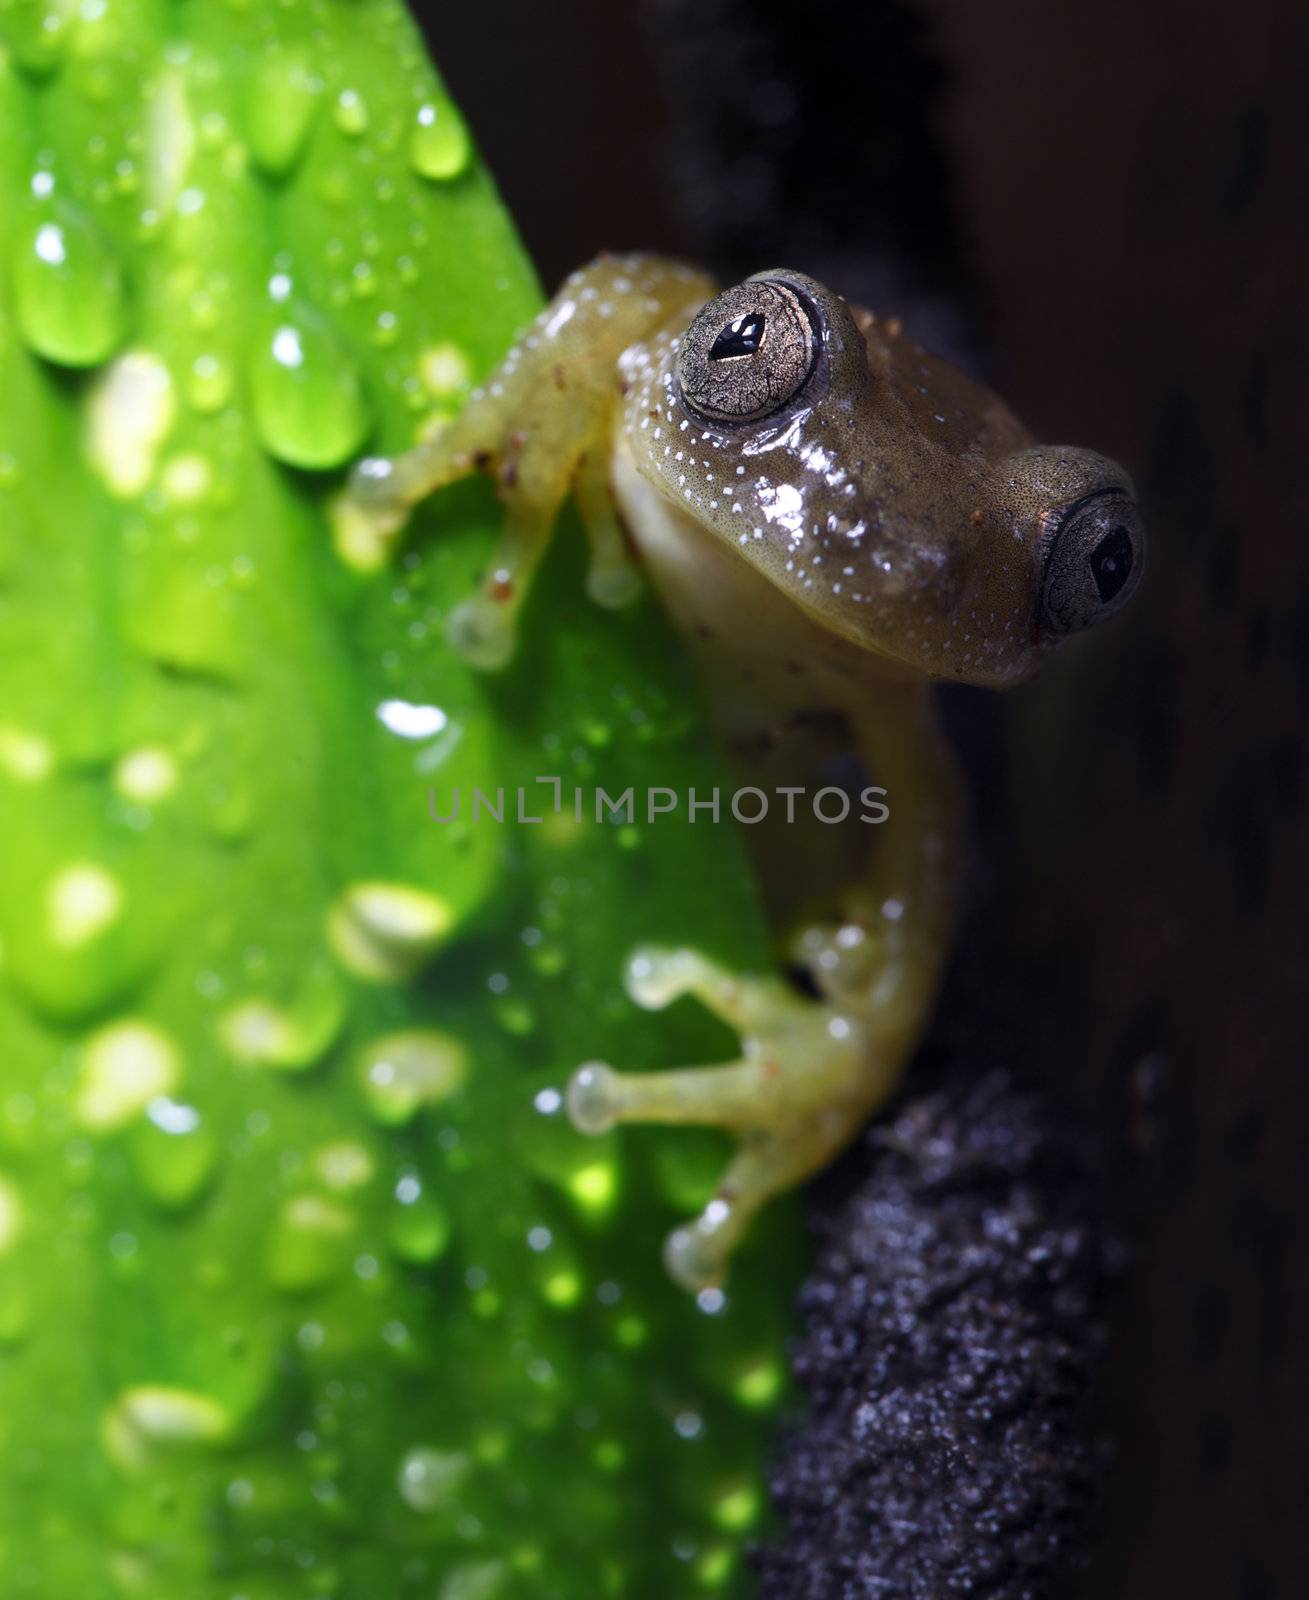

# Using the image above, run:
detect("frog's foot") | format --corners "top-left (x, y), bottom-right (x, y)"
top-left (566, 947), bottom-right (892, 1290)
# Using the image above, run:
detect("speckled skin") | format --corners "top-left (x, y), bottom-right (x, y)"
top-left (617, 265), bottom-right (1135, 688)
top-left (340, 253), bottom-right (1144, 1289)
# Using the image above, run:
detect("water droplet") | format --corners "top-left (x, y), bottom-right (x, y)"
top-left (409, 100), bottom-right (470, 181)
top-left (397, 1445), bottom-right (469, 1513)
top-left (732, 1356), bottom-right (784, 1410)
top-left (188, 286), bottom-right (220, 330)
top-left (246, 50), bottom-right (320, 177)
top-left (439, 1559), bottom-right (506, 1600)
top-left (327, 882), bottom-right (454, 983)
top-left (528, 941), bottom-right (568, 978)
top-left (76, 1019), bottom-right (181, 1132)
top-left (250, 300), bottom-right (371, 471)
top-left (710, 1480), bottom-right (761, 1533)
top-left (565, 1158), bottom-right (619, 1219)
top-left (333, 88), bottom-right (368, 136)
top-left (7, 2), bottom-right (76, 77)
top-left (387, 1173), bottom-right (451, 1263)
top-left (613, 1313), bottom-right (648, 1350)
top-left (265, 1195), bottom-right (356, 1292)
top-left (186, 352), bottom-right (232, 413)
top-left (317, 164), bottom-right (351, 207)
top-left (198, 111), bottom-right (228, 151)
top-left (86, 350), bottom-right (175, 497)
top-left (350, 259), bottom-right (378, 299)
top-left (226, 1477), bottom-right (255, 1508)
top-left (673, 1409), bottom-right (704, 1441)
top-left (160, 452), bottom-right (212, 505)
top-left (695, 1545), bottom-right (737, 1590)
top-left (312, 1141), bottom-right (375, 1192)
top-left (114, 746), bottom-right (177, 804)
top-left (0, 724), bottom-right (54, 782)
top-left (13, 202), bottom-right (127, 367)
top-left (356, 1030), bottom-right (467, 1125)
top-left (534, 1251), bottom-right (583, 1309)
top-left (493, 996), bottom-right (535, 1037)
top-left (219, 963), bottom-right (345, 1071)
top-left (420, 341), bottom-right (472, 397)
top-left (128, 1098), bottom-right (216, 1209)
top-left (102, 1386), bottom-right (232, 1473)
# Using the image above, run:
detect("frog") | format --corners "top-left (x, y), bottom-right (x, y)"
top-left (334, 253), bottom-right (1145, 1292)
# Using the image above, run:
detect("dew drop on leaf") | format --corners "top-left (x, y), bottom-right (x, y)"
top-left (250, 300), bottom-right (371, 470)
top-left (387, 1173), bottom-right (451, 1263)
top-left (129, 1098), bottom-right (218, 1210)
top-left (409, 100), bottom-right (470, 181)
top-left (12, 201), bottom-right (127, 367)
top-left (333, 88), bottom-right (368, 137)
top-left (246, 49), bottom-right (320, 177)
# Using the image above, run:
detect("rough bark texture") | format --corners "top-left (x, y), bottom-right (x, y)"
top-left (755, 1058), bottom-right (1113, 1600)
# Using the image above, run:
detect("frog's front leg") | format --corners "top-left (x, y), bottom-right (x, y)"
top-left (331, 254), bottom-right (713, 667)
top-left (566, 683), bottom-right (962, 1290)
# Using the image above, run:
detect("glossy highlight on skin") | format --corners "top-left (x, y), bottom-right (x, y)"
top-left (339, 253), bottom-right (1146, 1289)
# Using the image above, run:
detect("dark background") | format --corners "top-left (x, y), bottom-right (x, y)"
top-left (414, 2), bottom-right (1309, 1595)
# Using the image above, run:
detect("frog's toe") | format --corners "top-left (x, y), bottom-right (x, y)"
top-left (661, 1129), bottom-right (847, 1291)
top-left (567, 1056), bottom-right (769, 1135)
top-left (445, 591), bottom-right (518, 671)
top-left (575, 454), bottom-right (643, 610)
top-left (565, 1061), bottom-right (622, 1134)
top-left (349, 452), bottom-right (408, 510)
top-left (623, 946), bottom-right (793, 1032)
top-left (344, 426), bottom-right (465, 523)
top-left (585, 553), bottom-right (643, 610)
top-left (664, 1217), bottom-right (726, 1292)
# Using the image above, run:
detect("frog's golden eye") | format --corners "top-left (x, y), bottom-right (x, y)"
top-left (1039, 490), bottom-right (1146, 635)
top-left (675, 278), bottom-right (821, 426)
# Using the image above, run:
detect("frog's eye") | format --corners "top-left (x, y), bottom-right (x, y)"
top-left (675, 278), bottom-right (821, 426)
top-left (1038, 490), bottom-right (1146, 635)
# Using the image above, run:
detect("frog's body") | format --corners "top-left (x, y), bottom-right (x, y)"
top-left (337, 254), bottom-right (1144, 1290)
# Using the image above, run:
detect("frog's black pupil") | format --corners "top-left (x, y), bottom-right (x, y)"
top-left (1089, 525), bottom-right (1134, 602)
top-left (708, 311), bottom-right (766, 361)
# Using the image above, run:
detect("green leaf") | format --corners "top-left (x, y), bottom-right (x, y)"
top-left (0, 3), bottom-right (801, 1595)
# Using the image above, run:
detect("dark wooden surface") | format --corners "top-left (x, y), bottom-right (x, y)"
top-left (934, 3), bottom-right (1309, 1593)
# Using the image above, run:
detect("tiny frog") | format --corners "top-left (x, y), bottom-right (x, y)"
top-left (337, 255), bottom-right (1145, 1290)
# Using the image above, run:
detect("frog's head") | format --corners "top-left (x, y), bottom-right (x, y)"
top-left (626, 268), bottom-right (1145, 686)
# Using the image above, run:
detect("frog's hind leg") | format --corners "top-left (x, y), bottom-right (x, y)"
top-left (565, 946), bottom-right (891, 1289)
